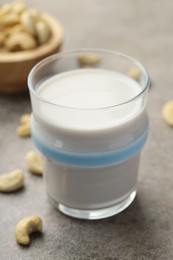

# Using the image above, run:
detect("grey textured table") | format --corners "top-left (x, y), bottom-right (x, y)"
top-left (0, 0), bottom-right (173, 259)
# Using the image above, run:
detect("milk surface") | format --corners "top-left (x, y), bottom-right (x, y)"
top-left (38, 68), bottom-right (140, 109)
top-left (36, 69), bottom-right (142, 131)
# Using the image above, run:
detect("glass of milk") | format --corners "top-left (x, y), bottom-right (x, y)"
top-left (28, 49), bottom-right (150, 220)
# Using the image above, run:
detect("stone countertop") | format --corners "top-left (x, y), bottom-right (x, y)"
top-left (0, 0), bottom-right (173, 259)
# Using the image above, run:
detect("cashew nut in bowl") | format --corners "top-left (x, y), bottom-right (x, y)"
top-left (0, 1), bottom-right (53, 52)
top-left (25, 151), bottom-right (43, 175)
top-left (20, 10), bottom-right (37, 35)
top-left (0, 169), bottom-right (24, 192)
top-left (12, 1), bottom-right (26, 14)
top-left (15, 215), bottom-right (43, 245)
top-left (35, 20), bottom-right (51, 44)
top-left (5, 31), bottom-right (37, 51)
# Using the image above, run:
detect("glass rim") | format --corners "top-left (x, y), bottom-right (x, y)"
top-left (28, 48), bottom-right (150, 110)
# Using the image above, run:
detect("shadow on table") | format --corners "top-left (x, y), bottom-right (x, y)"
top-left (0, 91), bottom-right (31, 122)
top-left (0, 91), bottom-right (30, 103)
top-left (53, 194), bottom-right (160, 259)
top-left (65, 193), bottom-right (150, 226)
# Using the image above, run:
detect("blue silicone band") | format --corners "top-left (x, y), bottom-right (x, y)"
top-left (32, 129), bottom-right (148, 167)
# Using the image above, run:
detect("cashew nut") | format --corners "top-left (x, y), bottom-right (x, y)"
top-left (5, 24), bottom-right (25, 36)
top-left (28, 8), bottom-right (41, 23)
top-left (0, 3), bottom-right (12, 18)
top-left (17, 114), bottom-right (31, 137)
top-left (0, 169), bottom-right (24, 192)
top-left (1, 13), bottom-right (20, 27)
top-left (12, 1), bottom-right (26, 15)
top-left (20, 114), bottom-right (30, 124)
top-left (17, 123), bottom-right (31, 137)
top-left (15, 215), bottom-right (43, 245)
top-left (25, 151), bottom-right (43, 176)
top-left (128, 66), bottom-right (141, 80)
top-left (21, 10), bottom-right (36, 35)
top-left (36, 20), bottom-right (51, 44)
top-left (162, 100), bottom-right (173, 127)
top-left (5, 31), bottom-right (37, 51)
top-left (78, 54), bottom-right (100, 67)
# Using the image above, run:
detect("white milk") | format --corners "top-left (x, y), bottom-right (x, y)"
top-left (31, 68), bottom-right (148, 215)
top-left (38, 69), bottom-right (140, 110)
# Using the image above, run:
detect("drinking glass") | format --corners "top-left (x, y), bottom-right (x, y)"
top-left (28, 49), bottom-right (150, 219)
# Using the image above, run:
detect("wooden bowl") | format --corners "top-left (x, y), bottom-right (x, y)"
top-left (0, 12), bottom-right (64, 94)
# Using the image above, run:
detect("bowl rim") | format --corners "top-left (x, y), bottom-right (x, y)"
top-left (0, 12), bottom-right (64, 63)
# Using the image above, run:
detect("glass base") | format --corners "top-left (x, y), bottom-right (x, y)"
top-left (48, 190), bottom-right (136, 220)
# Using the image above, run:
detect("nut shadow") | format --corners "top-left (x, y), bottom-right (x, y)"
top-left (17, 232), bottom-right (44, 249)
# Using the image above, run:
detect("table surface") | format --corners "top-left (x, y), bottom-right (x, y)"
top-left (0, 0), bottom-right (173, 259)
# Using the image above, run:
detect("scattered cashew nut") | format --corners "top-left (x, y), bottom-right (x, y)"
top-left (162, 100), bottom-right (173, 127)
top-left (20, 113), bottom-right (31, 124)
top-left (17, 114), bottom-right (31, 137)
top-left (15, 215), bottom-right (43, 245)
top-left (17, 123), bottom-right (31, 137)
top-left (128, 66), bottom-right (141, 80)
top-left (0, 169), bottom-right (24, 192)
top-left (25, 151), bottom-right (43, 175)
top-left (78, 54), bottom-right (100, 67)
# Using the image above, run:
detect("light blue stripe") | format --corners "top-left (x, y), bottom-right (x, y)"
top-left (32, 129), bottom-right (148, 167)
